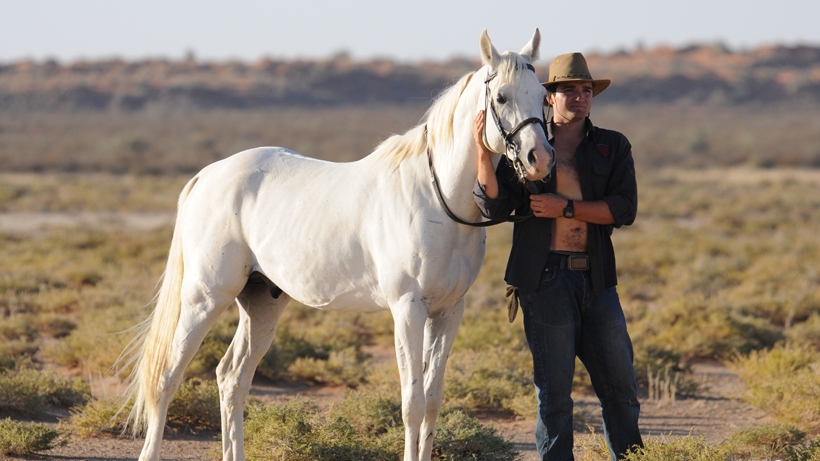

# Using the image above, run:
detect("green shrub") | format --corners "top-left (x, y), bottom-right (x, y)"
top-left (166, 378), bottom-right (221, 431)
top-left (786, 437), bottom-right (820, 461)
top-left (0, 418), bottom-right (61, 456)
top-left (730, 344), bottom-right (820, 431)
top-left (287, 346), bottom-right (371, 386)
top-left (327, 385), bottom-right (402, 436)
top-left (443, 347), bottom-right (534, 418)
top-left (432, 410), bottom-right (517, 461)
top-left (727, 423), bottom-right (806, 459)
top-left (66, 396), bottom-right (131, 437)
top-left (67, 378), bottom-right (221, 437)
top-left (622, 434), bottom-right (735, 461)
top-left (0, 366), bottom-right (90, 416)
top-left (243, 399), bottom-right (393, 461)
top-left (243, 396), bottom-right (518, 461)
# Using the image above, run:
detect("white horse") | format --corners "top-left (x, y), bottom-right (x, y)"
top-left (124, 29), bottom-right (553, 461)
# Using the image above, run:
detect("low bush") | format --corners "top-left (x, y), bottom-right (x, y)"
top-left (166, 378), bottom-right (221, 431)
top-left (0, 418), bottom-right (61, 456)
top-left (67, 378), bottom-right (221, 437)
top-left (621, 434), bottom-right (735, 461)
top-left (66, 396), bottom-right (131, 437)
top-left (730, 343), bottom-right (820, 432)
top-left (786, 437), bottom-right (820, 461)
top-left (243, 396), bottom-right (518, 461)
top-left (0, 365), bottom-right (90, 416)
top-left (443, 347), bottom-right (535, 418)
top-left (727, 423), bottom-right (806, 460)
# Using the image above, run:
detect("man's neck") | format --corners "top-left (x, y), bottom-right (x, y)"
top-left (552, 116), bottom-right (586, 144)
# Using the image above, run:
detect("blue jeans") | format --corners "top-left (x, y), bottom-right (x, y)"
top-left (519, 263), bottom-right (642, 461)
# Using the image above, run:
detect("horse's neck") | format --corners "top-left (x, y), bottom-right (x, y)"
top-left (429, 80), bottom-right (485, 222)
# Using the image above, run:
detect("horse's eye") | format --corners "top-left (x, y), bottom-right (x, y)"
top-left (495, 94), bottom-right (507, 104)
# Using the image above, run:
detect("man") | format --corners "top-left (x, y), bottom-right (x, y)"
top-left (472, 52), bottom-right (642, 460)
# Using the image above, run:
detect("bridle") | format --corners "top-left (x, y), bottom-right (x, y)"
top-left (426, 63), bottom-right (547, 227)
top-left (482, 63), bottom-right (547, 195)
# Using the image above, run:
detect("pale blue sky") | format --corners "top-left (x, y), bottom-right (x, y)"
top-left (2, 0), bottom-right (818, 63)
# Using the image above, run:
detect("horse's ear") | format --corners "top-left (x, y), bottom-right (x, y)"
top-left (479, 29), bottom-right (500, 68)
top-left (520, 28), bottom-right (541, 62)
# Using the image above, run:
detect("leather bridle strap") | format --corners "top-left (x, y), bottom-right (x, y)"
top-left (483, 64), bottom-right (546, 194)
top-left (426, 126), bottom-right (532, 227)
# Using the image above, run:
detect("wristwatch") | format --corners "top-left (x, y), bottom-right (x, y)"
top-left (562, 199), bottom-right (574, 219)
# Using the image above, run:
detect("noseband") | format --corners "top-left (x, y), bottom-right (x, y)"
top-left (483, 63), bottom-right (547, 194)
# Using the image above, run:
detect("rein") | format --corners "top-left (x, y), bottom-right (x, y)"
top-left (426, 133), bottom-right (532, 227)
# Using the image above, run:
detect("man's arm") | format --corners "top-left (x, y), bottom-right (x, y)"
top-left (529, 194), bottom-right (615, 224)
top-left (474, 110), bottom-right (499, 199)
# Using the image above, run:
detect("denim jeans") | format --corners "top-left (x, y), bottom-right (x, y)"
top-left (519, 262), bottom-right (643, 461)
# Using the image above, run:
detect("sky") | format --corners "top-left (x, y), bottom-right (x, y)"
top-left (2, 0), bottom-right (819, 64)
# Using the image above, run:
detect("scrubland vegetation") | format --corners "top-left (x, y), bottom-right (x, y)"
top-left (2, 103), bottom-right (820, 459)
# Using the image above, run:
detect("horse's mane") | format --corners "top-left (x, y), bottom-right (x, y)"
top-left (375, 52), bottom-right (533, 167)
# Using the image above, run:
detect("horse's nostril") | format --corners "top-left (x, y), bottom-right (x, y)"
top-left (527, 149), bottom-right (536, 166)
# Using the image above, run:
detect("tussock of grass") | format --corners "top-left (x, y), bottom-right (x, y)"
top-left (0, 418), bottom-right (61, 456)
top-left (621, 434), bottom-right (735, 461)
top-left (730, 343), bottom-right (820, 432)
top-left (67, 378), bottom-right (221, 437)
top-left (243, 397), bottom-right (517, 461)
top-left (66, 396), bottom-right (131, 437)
top-left (786, 437), bottom-right (820, 461)
top-left (444, 347), bottom-right (534, 418)
top-left (166, 378), bottom-right (221, 431)
top-left (727, 423), bottom-right (806, 459)
top-left (0, 365), bottom-right (90, 416)
top-left (287, 346), bottom-right (371, 386)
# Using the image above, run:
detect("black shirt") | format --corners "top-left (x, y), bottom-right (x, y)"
top-left (473, 117), bottom-right (638, 293)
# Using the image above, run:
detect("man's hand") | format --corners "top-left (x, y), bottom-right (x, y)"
top-left (529, 193), bottom-right (568, 218)
top-left (473, 110), bottom-right (492, 158)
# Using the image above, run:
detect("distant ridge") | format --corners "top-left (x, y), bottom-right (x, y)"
top-left (2, 44), bottom-right (818, 111)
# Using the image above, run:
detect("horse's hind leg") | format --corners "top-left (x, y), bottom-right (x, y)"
top-left (140, 281), bottom-right (237, 461)
top-left (419, 299), bottom-right (465, 461)
top-left (217, 280), bottom-right (290, 461)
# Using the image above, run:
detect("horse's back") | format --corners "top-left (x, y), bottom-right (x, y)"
top-left (176, 147), bottom-right (390, 309)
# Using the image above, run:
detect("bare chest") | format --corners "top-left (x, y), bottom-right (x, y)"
top-left (551, 145), bottom-right (587, 251)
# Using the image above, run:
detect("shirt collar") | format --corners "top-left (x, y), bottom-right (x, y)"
top-left (545, 116), bottom-right (596, 143)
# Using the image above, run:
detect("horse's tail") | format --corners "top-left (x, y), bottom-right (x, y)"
top-left (120, 174), bottom-right (199, 435)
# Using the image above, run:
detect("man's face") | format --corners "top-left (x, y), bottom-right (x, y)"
top-left (548, 81), bottom-right (594, 122)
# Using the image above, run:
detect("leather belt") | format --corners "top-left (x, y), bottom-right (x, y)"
top-left (546, 252), bottom-right (590, 271)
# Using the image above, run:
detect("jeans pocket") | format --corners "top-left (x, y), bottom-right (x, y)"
top-left (539, 266), bottom-right (558, 285)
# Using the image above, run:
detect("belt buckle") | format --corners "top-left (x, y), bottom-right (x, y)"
top-left (567, 255), bottom-right (589, 271)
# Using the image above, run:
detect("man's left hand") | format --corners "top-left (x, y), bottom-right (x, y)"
top-left (530, 194), bottom-right (568, 218)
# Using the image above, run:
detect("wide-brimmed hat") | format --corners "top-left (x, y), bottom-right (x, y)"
top-left (541, 52), bottom-right (610, 97)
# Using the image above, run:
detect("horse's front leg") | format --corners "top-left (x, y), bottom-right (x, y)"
top-left (392, 294), bottom-right (429, 461)
top-left (419, 298), bottom-right (465, 460)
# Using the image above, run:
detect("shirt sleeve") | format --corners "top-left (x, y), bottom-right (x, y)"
top-left (602, 135), bottom-right (638, 228)
top-left (472, 159), bottom-right (530, 220)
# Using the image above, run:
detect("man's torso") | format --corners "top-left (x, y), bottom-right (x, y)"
top-left (551, 136), bottom-right (587, 252)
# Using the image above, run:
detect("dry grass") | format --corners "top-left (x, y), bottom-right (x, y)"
top-left (2, 103), bottom-right (820, 456)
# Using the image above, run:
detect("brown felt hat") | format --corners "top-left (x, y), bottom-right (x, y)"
top-left (541, 52), bottom-right (611, 97)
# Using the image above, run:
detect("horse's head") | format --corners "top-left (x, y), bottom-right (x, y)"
top-left (479, 29), bottom-right (554, 186)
